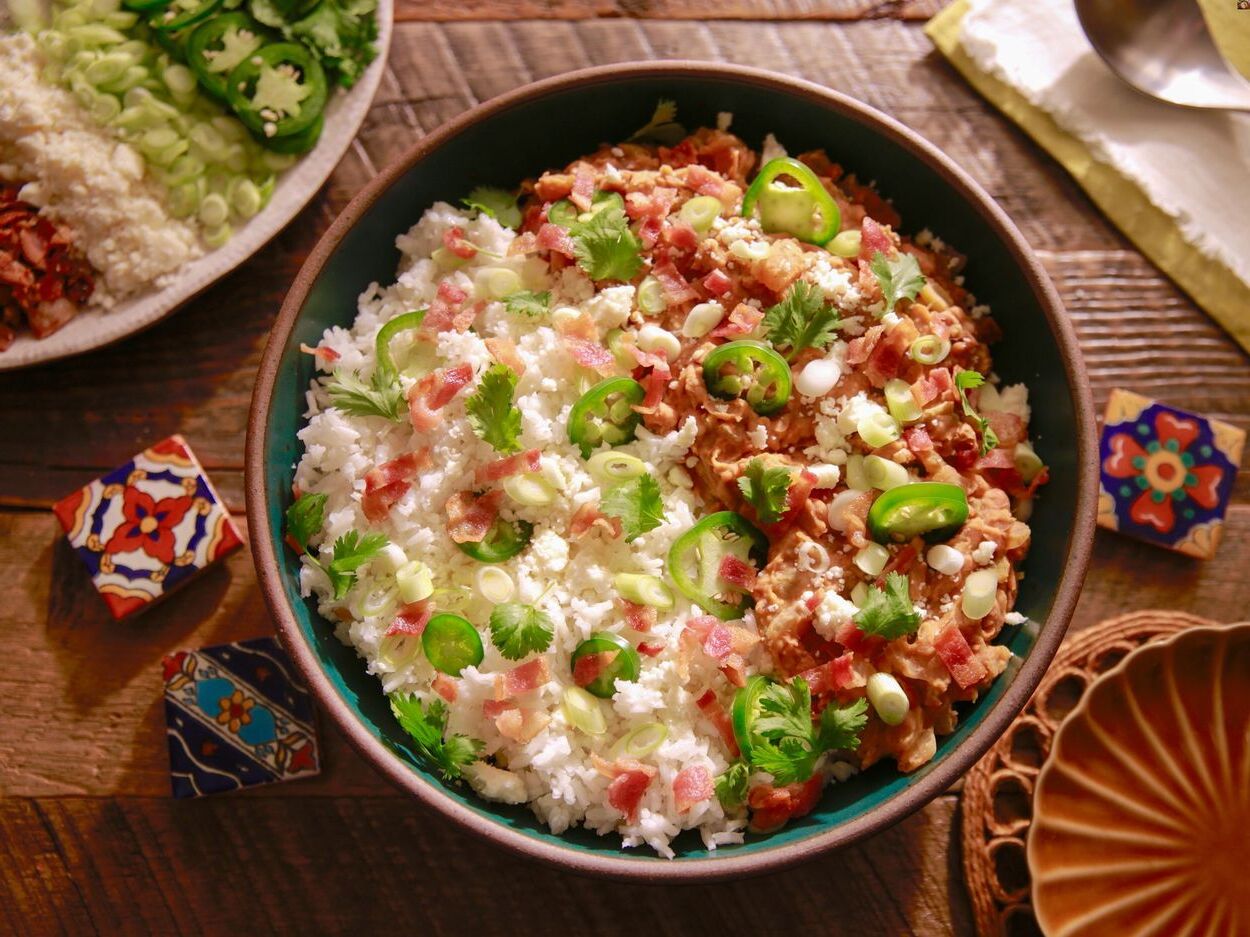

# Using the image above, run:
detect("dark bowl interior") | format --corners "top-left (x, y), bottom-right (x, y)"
top-left (248, 63), bottom-right (1096, 881)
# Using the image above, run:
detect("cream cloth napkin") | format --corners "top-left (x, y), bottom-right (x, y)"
top-left (928, 0), bottom-right (1250, 354)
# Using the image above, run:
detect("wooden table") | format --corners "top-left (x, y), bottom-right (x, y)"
top-left (3, 2), bottom-right (1248, 933)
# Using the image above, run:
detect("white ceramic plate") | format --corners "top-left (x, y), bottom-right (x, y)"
top-left (0, 0), bottom-right (392, 370)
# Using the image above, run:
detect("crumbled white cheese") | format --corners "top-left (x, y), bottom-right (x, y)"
top-left (1004, 611), bottom-right (1027, 625)
top-left (812, 590), bottom-right (859, 641)
top-left (760, 132), bottom-right (787, 164)
top-left (972, 541), bottom-right (997, 566)
top-left (747, 424), bottom-right (769, 450)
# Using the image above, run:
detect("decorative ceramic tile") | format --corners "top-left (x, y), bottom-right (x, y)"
top-left (1098, 390), bottom-right (1244, 559)
top-left (52, 435), bottom-right (243, 619)
top-left (162, 636), bottom-right (321, 798)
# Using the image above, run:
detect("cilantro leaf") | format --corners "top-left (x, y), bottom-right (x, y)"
top-left (761, 281), bottom-right (841, 361)
top-left (465, 364), bottom-right (522, 454)
top-left (285, 492), bottom-right (326, 552)
top-left (627, 98), bottom-right (686, 146)
top-left (817, 698), bottom-right (869, 752)
top-left (853, 571), bottom-right (921, 640)
top-left (325, 529), bottom-right (388, 599)
top-left (463, 186), bottom-right (522, 229)
top-left (281, 0), bottom-right (378, 89)
top-left (600, 474), bottom-right (665, 542)
top-left (569, 204), bottom-right (643, 282)
top-left (714, 761), bottom-right (751, 810)
top-left (389, 694), bottom-right (484, 781)
top-left (869, 250), bottom-right (926, 313)
top-left (737, 458), bottom-right (792, 524)
top-left (746, 678), bottom-right (822, 785)
top-left (954, 369), bottom-right (1000, 456)
top-left (489, 602), bottom-right (555, 660)
top-left (326, 368), bottom-right (405, 421)
top-left (503, 290), bottom-right (550, 319)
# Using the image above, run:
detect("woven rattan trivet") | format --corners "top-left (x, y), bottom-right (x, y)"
top-left (960, 610), bottom-right (1218, 937)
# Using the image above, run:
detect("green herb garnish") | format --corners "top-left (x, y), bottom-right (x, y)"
top-left (954, 369), bottom-right (1000, 456)
top-left (869, 250), bottom-right (926, 313)
top-left (463, 186), bottom-right (522, 229)
top-left (389, 694), bottom-right (484, 781)
top-left (465, 364), bottom-right (522, 454)
top-left (853, 571), bottom-right (922, 640)
top-left (601, 474), bottom-right (665, 542)
top-left (503, 289), bottom-right (550, 319)
top-left (761, 281), bottom-right (841, 361)
top-left (737, 458), bottom-right (792, 524)
top-left (488, 602), bottom-right (555, 660)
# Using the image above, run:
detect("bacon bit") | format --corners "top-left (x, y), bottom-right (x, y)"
top-left (537, 222), bottom-right (577, 258)
top-left (986, 410), bottom-right (1026, 448)
top-left (638, 642), bottom-right (665, 658)
top-left (482, 699), bottom-right (513, 719)
top-left (384, 599), bottom-right (433, 637)
top-left (0, 189), bottom-right (94, 341)
top-left (569, 501), bottom-right (623, 540)
top-left (636, 356), bottom-right (672, 413)
top-left (864, 323), bottom-right (914, 386)
top-left (553, 308), bottom-right (598, 341)
top-left (607, 767), bottom-right (656, 822)
top-left (621, 600), bottom-right (657, 634)
top-left (299, 342), bottom-right (341, 363)
top-left (799, 652), bottom-right (857, 696)
top-left (975, 447), bottom-right (1016, 472)
top-left (747, 776), bottom-right (824, 833)
top-left (475, 448), bottom-right (542, 484)
top-left (570, 164), bottom-right (596, 212)
top-left (572, 650), bottom-right (619, 689)
top-left (663, 220), bottom-right (700, 252)
top-left (948, 430), bottom-right (981, 473)
top-left (695, 689), bottom-right (740, 757)
top-left (659, 139), bottom-right (698, 168)
top-left (717, 555), bottom-right (758, 591)
top-left (407, 363), bottom-right (473, 431)
top-left (508, 230), bottom-right (539, 255)
top-left (563, 336), bottom-right (615, 375)
top-left (911, 366), bottom-right (953, 408)
top-left (673, 765), bottom-right (714, 812)
top-left (719, 655), bottom-right (748, 688)
top-left (638, 216), bottom-right (664, 249)
top-left (709, 302), bottom-right (764, 339)
top-left (651, 261), bottom-right (699, 305)
top-left (485, 336), bottom-right (525, 376)
top-left (703, 269), bottom-right (732, 296)
top-left (935, 624), bottom-right (988, 689)
top-left (444, 489), bottom-right (504, 543)
top-left (494, 657), bottom-right (551, 700)
top-left (432, 674), bottom-right (458, 703)
top-left (682, 164), bottom-right (726, 198)
top-left (859, 216), bottom-right (893, 260)
top-left (702, 622), bottom-right (734, 661)
top-left (835, 619), bottom-right (885, 658)
top-left (362, 449), bottom-right (430, 522)
top-left (421, 280), bottom-right (476, 334)
top-left (442, 226), bottom-right (478, 260)
top-left (684, 615), bottom-right (718, 641)
top-left (845, 328), bottom-right (878, 366)
top-left (495, 707), bottom-right (551, 743)
top-left (625, 187), bottom-right (678, 222)
top-left (904, 425), bottom-right (933, 455)
top-left (876, 544), bottom-right (918, 587)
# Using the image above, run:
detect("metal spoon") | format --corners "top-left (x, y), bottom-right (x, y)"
top-left (1074, 0), bottom-right (1250, 112)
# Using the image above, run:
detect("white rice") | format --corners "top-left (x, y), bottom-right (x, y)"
top-left (293, 203), bottom-right (756, 855)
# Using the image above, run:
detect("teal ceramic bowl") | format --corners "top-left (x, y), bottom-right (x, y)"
top-left (246, 62), bottom-right (1097, 881)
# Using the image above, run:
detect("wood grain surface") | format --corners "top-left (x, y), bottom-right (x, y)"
top-left (2, 9), bottom-right (1247, 937)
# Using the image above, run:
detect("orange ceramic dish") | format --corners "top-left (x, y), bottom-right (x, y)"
top-left (1028, 622), bottom-right (1250, 936)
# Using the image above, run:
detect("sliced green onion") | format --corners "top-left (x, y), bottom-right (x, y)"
top-left (857, 410), bottom-right (901, 449)
top-left (352, 585), bottom-right (397, 621)
top-left (377, 632), bottom-right (423, 670)
top-left (168, 181), bottom-right (201, 218)
top-left (854, 542), bottom-right (889, 577)
top-left (637, 275), bottom-right (666, 315)
top-left (1014, 442), bottom-right (1045, 484)
top-left (637, 323), bottom-right (681, 360)
top-left (228, 177), bottom-right (262, 218)
top-left (885, 378), bottom-right (922, 424)
top-left (828, 229), bottom-right (862, 258)
top-left (613, 573), bottom-right (674, 609)
top-left (679, 195), bottom-right (722, 233)
top-left (612, 722), bottom-right (668, 759)
top-left (587, 451), bottom-right (647, 485)
top-left (682, 301), bottom-right (725, 339)
top-left (910, 334), bottom-right (951, 366)
top-left (89, 92), bottom-right (122, 123)
top-left (431, 246), bottom-right (468, 271)
top-left (502, 472), bottom-right (556, 507)
top-left (476, 266), bottom-right (522, 300)
top-left (198, 192), bottom-right (228, 228)
top-left (961, 569), bottom-right (998, 620)
top-left (864, 455), bottom-right (909, 491)
top-left (866, 672), bottom-right (909, 726)
top-left (162, 62), bottom-right (197, 95)
top-left (845, 453), bottom-right (870, 491)
top-left (475, 566), bottom-right (515, 604)
top-left (851, 581), bottom-right (869, 608)
top-left (396, 561), bottom-right (434, 604)
top-left (202, 222), bottom-right (231, 249)
top-left (83, 51), bottom-right (133, 85)
top-left (561, 686), bottom-right (607, 735)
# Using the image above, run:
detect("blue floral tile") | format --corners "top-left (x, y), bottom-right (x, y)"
top-left (53, 435), bottom-right (244, 619)
top-left (162, 636), bottom-right (321, 798)
top-left (1098, 390), bottom-right (1244, 559)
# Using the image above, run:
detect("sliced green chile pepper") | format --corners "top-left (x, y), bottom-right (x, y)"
top-left (702, 340), bottom-right (792, 416)
top-left (731, 674), bottom-right (776, 762)
top-left (457, 518), bottom-right (533, 563)
top-left (667, 511), bottom-right (769, 620)
top-left (741, 157), bottom-right (841, 246)
top-left (867, 482), bottom-right (969, 544)
top-left (373, 308), bottom-right (426, 386)
top-left (571, 632), bottom-right (641, 699)
top-left (186, 12), bottom-right (268, 100)
top-left (422, 613), bottom-right (484, 676)
top-left (150, 0), bottom-right (223, 32)
top-left (262, 112), bottom-right (323, 154)
top-left (567, 377), bottom-right (645, 458)
top-left (226, 41), bottom-right (327, 140)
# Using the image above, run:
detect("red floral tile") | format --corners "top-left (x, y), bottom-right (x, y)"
top-left (52, 435), bottom-right (243, 618)
top-left (1098, 390), bottom-right (1244, 559)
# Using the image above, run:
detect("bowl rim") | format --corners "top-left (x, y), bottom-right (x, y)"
top-left (1027, 619), bottom-right (1250, 929)
top-left (246, 59), bottom-right (1099, 883)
